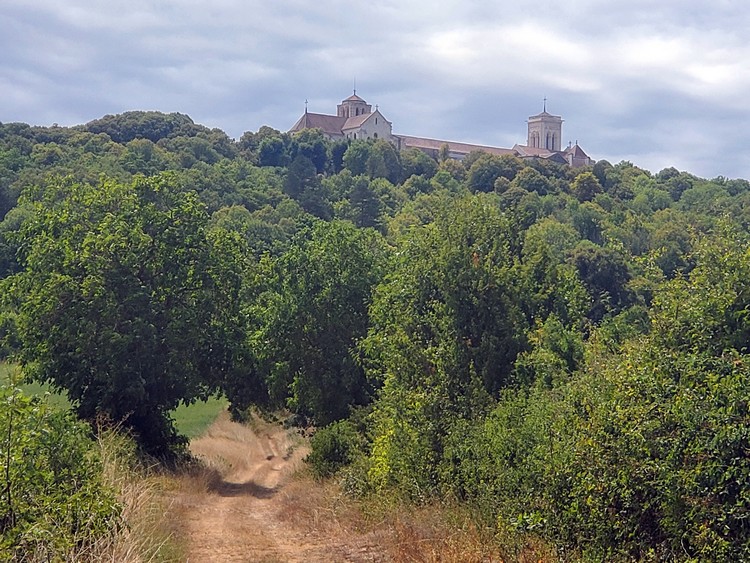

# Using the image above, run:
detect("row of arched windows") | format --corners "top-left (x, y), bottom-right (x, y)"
top-left (529, 131), bottom-right (558, 150)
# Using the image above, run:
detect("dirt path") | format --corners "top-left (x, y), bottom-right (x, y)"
top-left (170, 412), bottom-right (386, 562)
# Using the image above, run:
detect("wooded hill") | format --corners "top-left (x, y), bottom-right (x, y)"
top-left (2, 110), bottom-right (750, 560)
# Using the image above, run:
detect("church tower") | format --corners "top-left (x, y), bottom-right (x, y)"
top-left (337, 91), bottom-right (372, 118)
top-left (527, 100), bottom-right (563, 151)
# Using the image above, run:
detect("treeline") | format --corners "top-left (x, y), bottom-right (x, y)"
top-left (2, 111), bottom-right (750, 559)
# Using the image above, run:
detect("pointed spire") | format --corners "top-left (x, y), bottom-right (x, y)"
top-left (305, 99), bottom-right (308, 114)
top-left (543, 96), bottom-right (547, 112)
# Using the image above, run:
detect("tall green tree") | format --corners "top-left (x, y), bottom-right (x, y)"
top-left (364, 194), bottom-right (528, 493)
top-left (5, 174), bottom-right (248, 455)
top-left (248, 220), bottom-right (387, 424)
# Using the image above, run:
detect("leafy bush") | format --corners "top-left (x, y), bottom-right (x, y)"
top-left (307, 420), bottom-right (364, 478)
top-left (0, 385), bottom-right (121, 559)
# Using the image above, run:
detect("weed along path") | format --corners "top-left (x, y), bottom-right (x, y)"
top-left (170, 411), bottom-right (386, 562)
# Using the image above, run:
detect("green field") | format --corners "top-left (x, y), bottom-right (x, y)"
top-left (171, 395), bottom-right (228, 438)
top-left (1, 362), bottom-right (226, 438)
top-left (0, 362), bottom-right (72, 410)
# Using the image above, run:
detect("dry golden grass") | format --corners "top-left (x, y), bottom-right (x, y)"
top-left (83, 429), bottom-right (184, 563)
top-left (277, 470), bottom-right (559, 563)
top-left (92, 410), bottom-right (560, 563)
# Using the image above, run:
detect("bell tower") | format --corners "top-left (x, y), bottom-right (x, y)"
top-left (527, 99), bottom-right (563, 151)
top-left (337, 90), bottom-right (372, 118)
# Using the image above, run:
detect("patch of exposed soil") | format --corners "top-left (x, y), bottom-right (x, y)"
top-left (169, 412), bottom-right (387, 562)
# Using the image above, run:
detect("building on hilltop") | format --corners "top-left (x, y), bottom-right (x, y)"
top-left (289, 91), bottom-right (592, 167)
top-left (525, 106), bottom-right (562, 151)
top-left (290, 92), bottom-right (394, 142)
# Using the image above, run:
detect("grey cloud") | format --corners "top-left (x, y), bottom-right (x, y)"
top-left (1, 1), bottom-right (749, 177)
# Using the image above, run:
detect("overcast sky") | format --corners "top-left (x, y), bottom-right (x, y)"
top-left (2, 0), bottom-right (749, 179)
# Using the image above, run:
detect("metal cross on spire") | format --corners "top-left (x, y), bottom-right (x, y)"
top-left (543, 96), bottom-right (547, 112)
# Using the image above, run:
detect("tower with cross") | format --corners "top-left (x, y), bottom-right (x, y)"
top-left (526, 98), bottom-right (563, 151)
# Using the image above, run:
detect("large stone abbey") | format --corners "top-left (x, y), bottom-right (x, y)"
top-left (290, 91), bottom-right (592, 167)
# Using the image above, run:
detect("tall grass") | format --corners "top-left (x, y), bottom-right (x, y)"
top-left (82, 426), bottom-right (184, 562)
top-left (277, 468), bottom-right (558, 562)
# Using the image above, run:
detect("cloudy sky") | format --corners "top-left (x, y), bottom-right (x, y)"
top-left (2, 0), bottom-right (749, 179)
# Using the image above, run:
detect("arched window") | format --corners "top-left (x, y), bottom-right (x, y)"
top-left (374, 133), bottom-right (378, 139)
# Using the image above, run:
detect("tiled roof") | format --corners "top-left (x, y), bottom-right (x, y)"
top-left (528, 111), bottom-right (562, 120)
top-left (513, 144), bottom-right (555, 157)
top-left (565, 144), bottom-right (589, 158)
top-left (514, 145), bottom-right (569, 164)
top-left (289, 112), bottom-right (347, 136)
top-left (398, 135), bottom-right (517, 156)
top-left (343, 93), bottom-right (366, 102)
top-left (342, 113), bottom-right (372, 129)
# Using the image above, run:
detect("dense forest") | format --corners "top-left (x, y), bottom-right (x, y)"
top-left (2, 110), bottom-right (750, 560)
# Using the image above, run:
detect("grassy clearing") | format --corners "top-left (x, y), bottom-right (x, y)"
top-left (171, 395), bottom-right (228, 438)
top-left (0, 362), bottom-right (72, 410)
top-left (2, 362), bottom-right (226, 438)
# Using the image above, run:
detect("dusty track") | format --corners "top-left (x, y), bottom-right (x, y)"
top-left (170, 412), bottom-right (386, 562)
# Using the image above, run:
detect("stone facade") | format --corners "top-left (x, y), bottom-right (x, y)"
top-left (289, 92), bottom-right (393, 142)
top-left (527, 110), bottom-right (563, 151)
top-left (289, 92), bottom-right (592, 167)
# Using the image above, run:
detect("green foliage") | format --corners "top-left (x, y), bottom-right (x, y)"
top-left (7, 112), bottom-right (750, 560)
top-left (440, 233), bottom-right (750, 560)
top-left (258, 132), bottom-right (300, 168)
top-left (0, 385), bottom-right (120, 559)
top-left (514, 315), bottom-right (585, 387)
top-left (307, 420), bottom-right (365, 478)
top-left (466, 154), bottom-right (508, 192)
top-left (569, 240), bottom-right (634, 322)
top-left (400, 147), bottom-right (438, 181)
top-left (246, 220), bottom-right (387, 424)
top-left (85, 110), bottom-right (206, 144)
top-left (649, 229), bottom-right (750, 354)
top-left (342, 140), bottom-right (402, 185)
top-left (5, 174), bottom-right (249, 455)
top-left (364, 194), bottom-right (529, 494)
top-left (511, 166), bottom-right (552, 195)
top-left (120, 138), bottom-right (174, 175)
top-left (293, 128), bottom-right (328, 173)
top-left (519, 218), bottom-right (588, 326)
top-left (570, 170), bottom-right (603, 202)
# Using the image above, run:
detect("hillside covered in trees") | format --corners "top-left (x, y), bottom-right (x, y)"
top-left (2, 110), bottom-right (750, 560)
